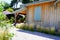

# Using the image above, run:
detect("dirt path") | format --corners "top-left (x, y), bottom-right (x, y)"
top-left (11, 28), bottom-right (60, 40)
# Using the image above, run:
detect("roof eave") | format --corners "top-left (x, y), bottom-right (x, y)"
top-left (12, 7), bottom-right (26, 14)
top-left (25, 0), bottom-right (55, 6)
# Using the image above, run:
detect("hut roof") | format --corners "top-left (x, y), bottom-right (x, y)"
top-left (3, 10), bottom-right (13, 15)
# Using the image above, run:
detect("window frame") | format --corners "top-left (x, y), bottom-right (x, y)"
top-left (34, 6), bottom-right (42, 21)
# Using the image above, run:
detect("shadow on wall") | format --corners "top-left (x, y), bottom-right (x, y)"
top-left (17, 29), bottom-right (60, 40)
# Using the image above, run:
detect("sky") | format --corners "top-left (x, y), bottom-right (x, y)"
top-left (0, 0), bottom-right (12, 4)
top-left (0, 0), bottom-right (22, 8)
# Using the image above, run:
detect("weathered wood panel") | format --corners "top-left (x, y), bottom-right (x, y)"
top-left (26, 6), bottom-right (34, 24)
top-left (26, 2), bottom-right (60, 28)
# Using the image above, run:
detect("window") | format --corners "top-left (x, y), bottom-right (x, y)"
top-left (34, 6), bottom-right (41, 21)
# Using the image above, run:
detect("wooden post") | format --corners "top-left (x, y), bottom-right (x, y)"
top-left (14, 13), bottom-right (16, 26)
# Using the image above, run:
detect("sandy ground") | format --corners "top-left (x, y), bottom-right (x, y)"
top-left (10, 28), bottom-right (60, 40)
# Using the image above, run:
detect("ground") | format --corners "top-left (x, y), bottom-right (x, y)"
top-left (10, 28), bottom-right (60, 40)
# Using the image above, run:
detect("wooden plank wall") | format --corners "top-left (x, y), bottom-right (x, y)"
top-left (43, 2), bottom-right (60, 27)
top-left (26, 6), bottom-right (34, 24)
top-left (26, 2), bottom-right (60, 28)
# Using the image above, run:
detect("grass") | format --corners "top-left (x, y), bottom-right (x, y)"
top-left (57, 29), bottom-right (60, 36)
top-left (36, 26), bottom-right (42, 32)
top-left (29, 24), bottom-right (34, 31)
top-left (16, 23), bottom-right (34, 31)
top-left (43, 27), bottom-right (50, 34)
top-left (16, 23), bottom-right (60, 36)
top-left (0, 29), bottom-right (9, 40)
top-left (0, 27), bottom-right (14, 40)
top-left (49, 27), bottom-right (55, 35)
top-left (16, 23), bottom-right (25, 29)
top-left (37, 26), bottom-right (50, 34)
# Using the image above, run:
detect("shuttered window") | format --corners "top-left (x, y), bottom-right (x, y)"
top-left (34, 6), bottom-right (41, 21)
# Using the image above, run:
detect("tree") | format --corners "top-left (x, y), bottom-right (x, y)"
top-left (4, 2), bottom-right (10, 10)
top-left (0, 4), bottom-right (4, 11)
top-left (0, 2), bottom-right (14, 40)
top-left (0, 8), bottom-right (6, 21)
top-left (10, 0), bottom-right (20, 8)
top-left (22, 0), bottom-right (30, 4)
top-left (10, 0), bottom-right (16, 7)
top-left (0, 1), bottom-right (10, 10)
top-left (21, 0), bottom-right (34, 4)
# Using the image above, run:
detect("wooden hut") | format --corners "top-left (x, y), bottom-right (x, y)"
top-left (14, 0), bottom-right (60, 31)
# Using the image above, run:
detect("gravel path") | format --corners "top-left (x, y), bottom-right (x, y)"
top-left (10, 28), bottom-right (60, 40)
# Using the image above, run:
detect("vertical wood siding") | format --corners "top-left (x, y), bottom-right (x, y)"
top-left (42, 2), bottom-right (60, 27)
top-left (27, 2), bottom-right (60, 28)
top-left (26, 6), bottom-right (34, 24)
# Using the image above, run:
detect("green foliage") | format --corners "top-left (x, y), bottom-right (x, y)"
top-left (22, 24), bottom-right (29, 30)
top-left (21, 0), bottom-right (34, 4)
top-left (0, 29), bottom-right (14, 40)
top-left (44, 28), bottom-right (49, 34)
top-left (30, 0), bottom-right (34, 2)
top-left (58, 30), bottom-right (60, 36)
top-left (16, 23), bottom-right (25, 28)
top-left (16, 23), bottom-right (29, 30)
top-left (0, 6), bottom-right (4, 12)
top-left (6, 8), bottom-right (14, 12)
top-left (16, 23), bottom-right (34, 31)
top-left (22, 0), bottom-right (31, 4)
top-left (36, 26), bottom-right (42, 32)
top-left (4, 3), bottom-right (10, 10)
top-left (0, 4), bottom-right (4, 12)
top-left (0, 15), bottom-right (14, 40)
top-left (10, 0), bottom-right (17, 7)
top-left (16, 23), bottom-right (60, 36)
top-left (29, 24), bottom-right (34, 31)
top-left (0, 12), bottom-right (6, 20)
top-left (10, 17), bottom-right (15, 23)
top-left (19, 17), bottom-right (25, 22)
top-left (0, 2), bottom-right (14, 40)
top-left (49, 27), bottom-right (55, 35)
top-left (0, 1), bottom-right (10, 10)
top-left (37, 26), bottom-right (56, 35)
top-left (10, 0), bottom-right (20, 7)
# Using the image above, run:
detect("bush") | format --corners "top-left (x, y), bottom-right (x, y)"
top-left (58, 29), bottom-right (60, 36)
top-left (0, 3), bottom-right (14, 40)
top-left (22, 0), bottom-right (30, 4)
top-left (16, 23), bottom-right (25, 29)
top-left (16, 23), bottom-right (34, 31)
top-left (36, 26), bottom-right (56, 35)
top-left (16, 23), bottom-right (60, 36)
top-left (29, 24), bottom-right (34, 31)
top-left (0, 28), bottom-right (14, 40)
top-left (36, 25), bottom-right (42, 32)
top-left (6, 8), bottom-right (14, 12)
top-left (43, 27), bottom-right (49, 34)
top-left (0, 29), bottom-right (4, 40)
top-left (40, 26), bottom-right (45, 33)
top-left (24, 24), bottom-right (29, 30)
top-left (49, 27), bottom-right (55, 35)
top-left (16, 23), bottom-right (29, 30)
